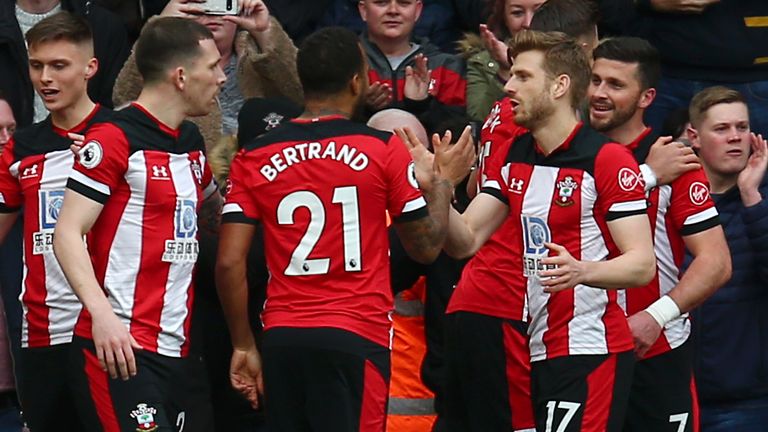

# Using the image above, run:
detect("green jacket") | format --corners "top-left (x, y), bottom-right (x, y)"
top-left (465, 47), bottom-right (505, 121)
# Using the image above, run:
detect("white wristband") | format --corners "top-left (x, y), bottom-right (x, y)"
top-left (639, 164), bottom-right (657, 192)
top-left (644, 295), bottom-right (681, 328)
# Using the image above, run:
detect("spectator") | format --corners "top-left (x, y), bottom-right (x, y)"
top-left (600, 0), bottom-right (768, 136)
top-left (114, 0), bottom-right (302, 150)
top-left (0, 0), bottom-right (129, 127)
top-left (460, 0), bottom-right (545, 121)
top-left (0, 93), bottom-right (21, 432)
top-left (686, 86), bottom-right (768, 432)
top-left (358, 0), bottom-right (467, 131)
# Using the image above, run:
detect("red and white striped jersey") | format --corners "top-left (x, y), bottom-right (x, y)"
top-left (621, 128), bottom-right (720, 359)
top-left (0, 106), bottom-right (110, 348)
top-left (448, 98), bottom-right (531, 321)
top-left (67, 104), bottom-right (216, 358)
top-left (482, 123), bottom-right (647, 362)
top-left (222, 116), bottom-right (427, 348)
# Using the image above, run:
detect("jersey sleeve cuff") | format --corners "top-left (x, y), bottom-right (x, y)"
top-left (480, 187), bottom-right (508, 205)
top-left (394, 205), bottom-right (429, 223)
top-left (0, 203), bottom-right (20, 213)
top-left (680, 214), bottom-right (721, 236)
top-left (66, 178), bottom-right (109, 204)
top-left (222, 212), bottom-right (259, 225)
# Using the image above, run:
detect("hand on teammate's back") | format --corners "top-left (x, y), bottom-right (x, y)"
top-left (645, 136), bottom-right (700, 186)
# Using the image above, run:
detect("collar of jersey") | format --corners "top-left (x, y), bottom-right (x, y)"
top-left (50, 104), bottom-right (101, 138)
top-left (534, 121), bottom-right (583, 156)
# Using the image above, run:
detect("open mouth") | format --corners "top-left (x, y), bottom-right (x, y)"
top-left (40, 88), bottom-right (60, 100)
top-left (590, 101), bottom-right (613, 113)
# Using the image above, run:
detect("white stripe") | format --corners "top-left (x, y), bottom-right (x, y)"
top-left (222, 203), bottom-right (243, 215)
top-left (70, 169), bottom-right (111, 196)
top-left (401, 196), bottom-right (426, 214)
top-left (683, 207), bottom-right (719, 226)
top-left (654, 186), bottom-right (690, 350)
top-left (482, 179), bottom-right (501, 190)
top-left (20, 241), bottom-right (29, 348)
top-left (523, 166), bottom-right (558, 361)
top-left (9, 161), bottom-right (20, 178)
top-left (156, 154), bottom-right (197, 356)
top-left (569, 173), bottom-right (610, 356)
top-left (104, 153), bottom-right (146, 332)
top-left (609, 199), bottom-right (647, 213)
top-left (41, 151), bottom-right (80, 345)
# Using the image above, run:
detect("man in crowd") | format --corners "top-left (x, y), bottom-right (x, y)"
top-left (686, 86), bottom-right (768, 431)
top-left (216, 26), bottom-right (472, 431)
top-left (588, 36), bottom-right (731, 432)
top-left (0, 12), bottom-right (112, 430)
top-left (406, 30), bottom-right (657, 431)
top-left (53, 17), bottom-right (222, 430)
top-left (358, 0), bottom-right (466, 130)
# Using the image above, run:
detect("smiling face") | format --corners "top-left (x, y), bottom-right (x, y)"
top-left (504, 50), bottom-right (555, 130)
top-left (28, 39), bottom-right (96, 113)
top-left (359, 0), bottom-right (422, 43)
top-left (690, 102), bottom-right (752, 178)
top-left (588, 58), bottom-right (651, 133)
top-left (504, 0), bottom-right (545, 35)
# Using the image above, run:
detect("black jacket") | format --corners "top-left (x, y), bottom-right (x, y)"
top-left (0, 0), bottom-right (129, 127)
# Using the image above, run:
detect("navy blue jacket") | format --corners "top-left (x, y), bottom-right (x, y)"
top-left (689, 178), bottom-right (768, 405)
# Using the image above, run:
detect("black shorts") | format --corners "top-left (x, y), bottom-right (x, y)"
top-left (68, 336), bottom-right (185, 432)
top-left (531, 351), bottom-right (634, 432)
top-left (18, 344), bottom-right (82, 431)
top-left (441, 311), bottom-right (535, 432)
top-left (262, 327), bottom-right (390, 432)
top-left (624, 341), bottom-right (698, 432)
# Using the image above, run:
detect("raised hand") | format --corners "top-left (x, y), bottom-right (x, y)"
top-left (479, 24), bottom-right (511, 71)
top-left (433, 126), bottom-right (476, 186)
top-left (160, 0), bottom-right (205, 18)
top-left (404, 54), bottom-right (431, 101)
top-left (737, 132), bottom-right (768, 207)
top-left (366, 82), bottom-right (393, 111)
top-left (223, 0), bottom-right (271, 35)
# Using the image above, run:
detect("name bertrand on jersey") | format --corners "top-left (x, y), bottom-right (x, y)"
top-left (260, 140), bottom-right (370, 181)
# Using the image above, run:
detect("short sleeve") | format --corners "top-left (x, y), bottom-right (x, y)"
top-left (385, 134), bottom-right (427, 222)
top-left (0, 139), bottom-right (22, 213)
top-left (221, 150), bottom-right (260, 224)
top-left (594, 143), bottom-right (648, 221)
top-left (668, 168), bottom-right (720, 236)
top-left (66, 123), bottom-right (129, 204)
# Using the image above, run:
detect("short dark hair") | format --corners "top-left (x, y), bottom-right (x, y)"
top-left (297, 27), bottom-right (364, 99)
top-left (25, 11), bottom-right (93, 51)
top-left (689, 86), bottom-right (747, 128)
top-left (135, 17), bottom-right (214, 85)
top-left (593, 37), bottom-right (660, 90)
top-left (510, 30), bottom-right (591, 110)
top-left (529, 0), bottom-right (599, 39)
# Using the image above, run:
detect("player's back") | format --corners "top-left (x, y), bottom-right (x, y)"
top-left (225, 116), bottom-right (426, 347)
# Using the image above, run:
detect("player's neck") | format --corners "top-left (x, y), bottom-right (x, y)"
top-left (16, 0), bottom-right (59, 14)
top-left (300, 99), bottom-right (353, 120)
top-left (135, 88), bottom-right (187, 131)
top-left (370, 34), bottom-right (412, 57)
top-left (531, 106), bottom-right (580, 155)
top-left (604, 115), bottom-right (647, 146)
top-left (50, 96), bottom-right (95, 131)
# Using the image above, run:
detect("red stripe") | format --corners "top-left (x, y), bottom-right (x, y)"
top-left (83, 348), bottom-right (120, 432)
top-left (503, 323), bottom-right (535, 430)
top-left (21, 156), bottom-right (51, 347)
top-left (691, 374), bottom-right (700, 432)
top-left (359, 359), bottom-right (388, 432)
top-left (581, 354), bottom-right (617, 432)
top-left (131, 152), bottom-right (175, 352)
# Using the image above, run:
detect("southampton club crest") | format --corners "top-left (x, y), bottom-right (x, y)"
top-left (130, 404), bottom-right (158, 432)
top-left (555, 176), bottom-right (578, 207)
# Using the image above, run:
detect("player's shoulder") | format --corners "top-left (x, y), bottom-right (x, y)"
top-left (242, 118), bottom-right (393, 152)
top-left (179, 120), bottom-right (205, 152)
